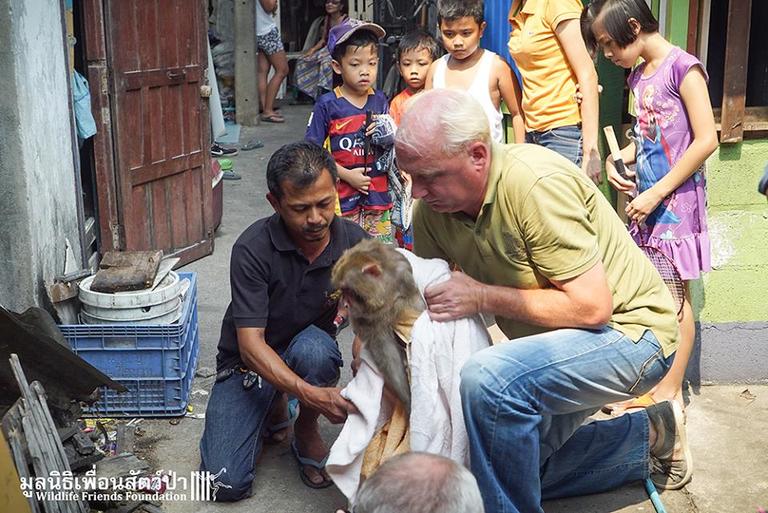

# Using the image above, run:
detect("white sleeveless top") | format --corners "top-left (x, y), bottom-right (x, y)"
top-left (433, 50), bottom-right (504, 143)
top-left (255, 1), bottom-right (277, 36)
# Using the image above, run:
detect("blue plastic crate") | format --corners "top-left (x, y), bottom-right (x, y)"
top-left (59, 272), bottom-right (199, 416)
top-left (61, 272), bottom-right (198, 379)
top-left (85, 327), bottom-right (199, 417)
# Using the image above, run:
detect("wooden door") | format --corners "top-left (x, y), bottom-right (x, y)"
top-left (104, 0), bottom-right (213, 265)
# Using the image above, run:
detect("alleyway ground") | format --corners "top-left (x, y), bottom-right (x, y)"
top-left (143, 104), bottom-right (768, 513)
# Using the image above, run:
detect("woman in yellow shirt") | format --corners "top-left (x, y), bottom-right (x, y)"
top-left (508, 0), bottom-right (601, 183)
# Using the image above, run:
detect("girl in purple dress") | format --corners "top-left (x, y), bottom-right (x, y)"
top-left (582, 0), bottom-right (718, 412)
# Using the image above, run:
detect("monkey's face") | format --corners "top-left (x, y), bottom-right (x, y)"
top-left (337, 271), bottom-right (386, 321)
top-left (332, 240), bottom-right (411, 322)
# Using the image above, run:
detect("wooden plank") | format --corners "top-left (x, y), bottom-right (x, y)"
top-left (235, 0), bottom-right (260, 126)
top-left (9, 356), bottom-right (87, 513)
top-left (719, 0), bottom-right (752, 143)
top-left (91, 250), bottom-right (163, 292)
top-left (687, 0), bottom-right (700, 55)
top-left (714, 107), bottom-right (768, 133)
top-left (171, 238), bottom-right (214, 267)
top-left (119, 66), bottom-right (201, 91)
top-left (82, 0), bottom-right (105, 61)
top-left (128, 151), bottom-right (205, 187)
top-left (150, 179), bottom-right (172, 250)
top-left (87, 63), bottom-right (121, 251)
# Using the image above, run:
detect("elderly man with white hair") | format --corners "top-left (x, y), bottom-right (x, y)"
top-left (394, 89), bottom-right (692, 513)
top-left (340, 452), bottom-right (485, 513)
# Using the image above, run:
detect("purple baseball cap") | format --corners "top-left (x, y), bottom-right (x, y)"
top-left (327, 18), bottom-right (386, 56)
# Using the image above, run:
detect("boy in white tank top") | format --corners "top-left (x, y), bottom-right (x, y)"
top-left (426, 0), bottom-right (525, 144)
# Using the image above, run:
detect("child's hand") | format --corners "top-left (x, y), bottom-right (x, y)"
top-left (583, 147), bottom-right (602, 184)
top-left (605, 156), bottom-right (636, 193)
top-left (345, 167), bottom-right (372, 194)
top-left (573, 83), bottom-right (604, 104)
top-left (364, 116), bottom-right (378, 137)
top-left (626, 188), bottom-right (663, 225)
top-left (367, 114), bottom-right (396, 146)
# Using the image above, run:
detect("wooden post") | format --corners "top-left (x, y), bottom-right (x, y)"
top-left (719, 0), bottom-right (751, 143)
top-left (686, 0), bottom-right (700, 55)
top-left (235, 0), bottom-right (260, 126)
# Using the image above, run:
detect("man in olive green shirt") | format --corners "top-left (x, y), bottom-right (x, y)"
top-left (395, 89), bottom-right (691, 513)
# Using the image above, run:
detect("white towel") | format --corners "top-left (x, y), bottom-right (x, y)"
top-left (326, 250), bottom-right (491, 501)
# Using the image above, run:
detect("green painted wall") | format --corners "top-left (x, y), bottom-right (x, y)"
top-left (694, 141), bottom-right (768, 323)
top-left (664, 0), bottom-right (689, 48)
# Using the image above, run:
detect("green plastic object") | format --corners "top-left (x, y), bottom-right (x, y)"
top-left (218, 158), bottom-right (233, 171)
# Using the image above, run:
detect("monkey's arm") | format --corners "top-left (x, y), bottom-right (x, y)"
top-left (351, 335), bottom-right (363, 376)
top-left (424, 262), bottom-right (612, 329)
top-left (237, 327), bottom-right (354, 424)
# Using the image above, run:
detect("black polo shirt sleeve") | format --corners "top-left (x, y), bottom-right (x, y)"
top-left (229, 238), bottom-right (270, 328)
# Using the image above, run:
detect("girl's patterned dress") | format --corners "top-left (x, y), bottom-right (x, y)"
top-left (628, 46), bottom-right (711, 280)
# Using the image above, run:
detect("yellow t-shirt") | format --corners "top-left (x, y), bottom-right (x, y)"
top-left (413, 143), bottom-right (679, 358)
top-left (508, 0), bottom-right (583, 131)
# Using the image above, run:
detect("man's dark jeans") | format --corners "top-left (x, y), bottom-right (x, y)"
top-left (199, 325), bottom-right (342, 501)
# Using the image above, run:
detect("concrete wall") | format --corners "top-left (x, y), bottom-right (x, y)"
top-left (0, 0), bottom-right (82, 312)
top-left (691, 141), bottom-right (768, 384)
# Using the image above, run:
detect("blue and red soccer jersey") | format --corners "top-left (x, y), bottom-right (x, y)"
top-left (305, 87), bottom-right (391, 216)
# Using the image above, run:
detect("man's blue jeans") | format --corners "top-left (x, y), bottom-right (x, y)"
top-left (460, 327), bottom-right (672, 513)
top-left (525, 124), bottom-right (583, 167)
top-left (199, 325), bottom-right (343, 501)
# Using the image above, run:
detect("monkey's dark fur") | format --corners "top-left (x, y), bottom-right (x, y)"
top-left (332, 240), bottom-right (425, 414)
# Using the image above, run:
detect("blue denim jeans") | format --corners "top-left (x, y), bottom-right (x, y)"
top-left (460, 327), bottom-right (672, 513)
top-left (525, 125), bottom-right (583, 167)
top-left (199, 325), bottom-right (343, 501)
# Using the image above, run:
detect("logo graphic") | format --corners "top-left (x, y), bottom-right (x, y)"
top-left (19, 467), bottom-right (233, 503)
top-left (208, 468), bottom-right (232, 501)
top-left (334, 119), bottom-right (354, 131)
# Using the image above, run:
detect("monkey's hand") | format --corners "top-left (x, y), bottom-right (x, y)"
top-left (423, 271), bottom-right (486, 322)
top-left (300, 386), bottom-right (357, 424)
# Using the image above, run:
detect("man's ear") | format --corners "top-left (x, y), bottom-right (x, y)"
top-left (467, 141), bottom-right (490, 168)
top-left (266, 192), bottom-right (280, 212)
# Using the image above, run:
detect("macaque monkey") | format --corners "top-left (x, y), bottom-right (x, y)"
top-left (331, 240), bottom-right (425, 414)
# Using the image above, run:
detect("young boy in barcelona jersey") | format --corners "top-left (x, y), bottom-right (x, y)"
top-left (306, 19), bottom-right (395, 243)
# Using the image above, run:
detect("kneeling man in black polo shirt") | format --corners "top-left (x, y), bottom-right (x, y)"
top-left (199, 141), bottom-right (367, 499)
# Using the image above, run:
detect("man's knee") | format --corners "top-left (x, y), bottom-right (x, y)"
top-left (460, 349), bottom-right (528, 406)
top-left (284, 325), bottom-right (342, 386)
top-left (460, 351), bottom-right (499, 404)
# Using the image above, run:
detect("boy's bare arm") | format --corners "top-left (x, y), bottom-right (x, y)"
top-left (424, 61), bottom-right (437, 90)
top-left (495, 57), bottom-right (526, 143)
top-left (337, 163), bottom-right (372, 194)
top-left (259, 0), bottom-right (278, 14)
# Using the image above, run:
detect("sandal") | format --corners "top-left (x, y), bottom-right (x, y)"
top-left (290, 439), bottom-right (333, 489)
top-left (241, 139), bottom-right (265, 151)
top-left (263, 398), bottom-right (299, 444)
top-left (260, 113), bottom-right (285, 123)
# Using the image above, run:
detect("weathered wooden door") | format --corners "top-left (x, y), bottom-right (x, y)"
top-left (104, 0), bottom-right (213, 265)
